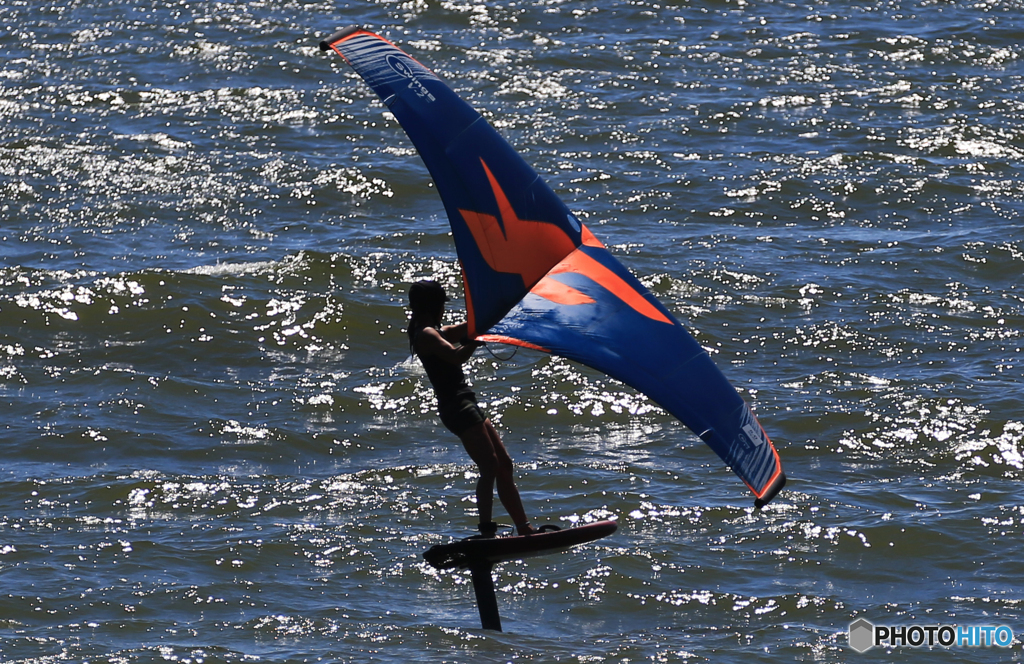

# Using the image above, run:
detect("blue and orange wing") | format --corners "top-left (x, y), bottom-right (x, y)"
top-left (320, 27), bottom-right (785, 506)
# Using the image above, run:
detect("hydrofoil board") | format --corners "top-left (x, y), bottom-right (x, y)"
top-left (423, 520), bottom-right (617, 570)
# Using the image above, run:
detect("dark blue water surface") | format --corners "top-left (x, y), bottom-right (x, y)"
top-left (2, 0), bottom-right (1023, 662)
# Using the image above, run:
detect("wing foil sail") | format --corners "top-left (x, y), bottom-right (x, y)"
top-left (321, 27), bottom-right (786, 506)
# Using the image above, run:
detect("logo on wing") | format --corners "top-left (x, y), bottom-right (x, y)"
top-left (385, 54), bottom-right (436, 102)
top-left (385, 54), bottom-right (416, 79)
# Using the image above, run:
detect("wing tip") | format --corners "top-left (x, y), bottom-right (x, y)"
top-left (319, 25), bottom-right (363, 51)
top-left (753, 471), bottom-right (787, 510)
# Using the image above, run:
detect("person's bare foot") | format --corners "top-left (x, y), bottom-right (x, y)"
top-left (515, 522), bottom-right (536, 536)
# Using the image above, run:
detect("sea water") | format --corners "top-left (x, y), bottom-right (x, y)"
top-left (1, 1), bottom-right (1022, 662)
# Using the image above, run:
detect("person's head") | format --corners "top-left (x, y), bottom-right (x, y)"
top-left (408, 280), bottom-right (449, 330)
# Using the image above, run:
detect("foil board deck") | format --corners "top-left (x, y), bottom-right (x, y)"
top-left (423, 520), bottom-right (618, 570)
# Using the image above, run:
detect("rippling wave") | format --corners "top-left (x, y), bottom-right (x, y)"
top-left (2, 0), bottom-right (1023, 661)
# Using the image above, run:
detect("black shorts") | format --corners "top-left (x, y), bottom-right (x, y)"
top-left (439, 398), bottom-right (487, 436)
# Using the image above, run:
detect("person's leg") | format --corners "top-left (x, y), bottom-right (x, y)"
top-left (457, 421), bottom-right (497, 526)
top-left (481, 420), bottom-right (534, 535)
top-left (457, 419), bottom-right (534, 535)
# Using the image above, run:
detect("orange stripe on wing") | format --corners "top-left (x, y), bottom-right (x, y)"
top-left (326, 28), bottom-right (372, 63)
top-left (328, 28), bottom-right (436, 75)
top-left (751, 452), bottom-right (784, 499)
top-left (476, 334), bottom-right (551, 353)
top-left (530, 277), bottom-right (595, 306)
top-left (460, 262), bottom-right (478, 339)
top-left (548, 248), bottom-right (674, 325)
top-left (581, 224), bottom-right (603, 248)
top-left (743, 422), bottom-right (785, 501)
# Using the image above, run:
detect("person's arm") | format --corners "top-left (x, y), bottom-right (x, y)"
top-left (439, 321), bottom-right (471, 344)
top-left (414, 325), bottom-right (478, 365)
